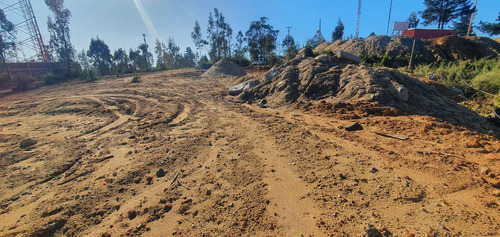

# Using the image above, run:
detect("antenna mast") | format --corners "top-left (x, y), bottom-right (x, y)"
top-left (0, 0), bottom-right (50, 62)
top-left (386, 0), bottom-right (393, 35)
top-left (356, 0), bottom-right (361, 38)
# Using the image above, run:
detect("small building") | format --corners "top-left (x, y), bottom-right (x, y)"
top-left (402, 29), bottom-right (456, 39)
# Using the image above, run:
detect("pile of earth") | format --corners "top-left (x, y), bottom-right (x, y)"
top-left (314, 35), bottom-right (500, 67)
top-left (202, 59), bottom-right (245, 78)
top-left (232, 57), bottom-right (496, 135)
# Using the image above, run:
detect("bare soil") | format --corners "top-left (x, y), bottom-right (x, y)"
top-left (0, 69), bottom-right (499, 236)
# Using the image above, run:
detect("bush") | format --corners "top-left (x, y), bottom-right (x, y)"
top-left (12, 74), bottom-right (37, 91)
top-left (304, 44), bottom-right (314, 57)
top-left (43, 72), bottom-right (62, 85)
top-left (0, 73), bottom-right (10, 85)
top-left (81, 69), bottom-right (99, 82)
top-left (472, 68), bottom-right (500, 94)
top-left (131, 76), bottom-right (140, 83)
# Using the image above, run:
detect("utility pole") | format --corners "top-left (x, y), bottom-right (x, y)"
top-left (319, 19), bottom-right (322, 36)
top-left (142, 33), bottom-right (147, 47)
top-left (286, 26), bottom-right (292, 51)
top-left (386, 0), bottom-right (393, 35)
top-left (467, 0), bottom-right (478, 37)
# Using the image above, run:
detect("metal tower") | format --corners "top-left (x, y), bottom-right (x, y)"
top-left (356, 0), bottom-right (361, 38)
top-left (0, 0), bottom-right (50, 62)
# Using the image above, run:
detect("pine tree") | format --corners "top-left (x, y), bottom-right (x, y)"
top-left (420, 0), bottom-right (473, 29)
top-left (408, 11), bottom-right (420, 28)
top-left (479, 12), bottom-right (500, 36)
top-left (331, 18), bottom-right (344, 41)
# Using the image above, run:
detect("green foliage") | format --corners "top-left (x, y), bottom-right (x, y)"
top-left (414, 57), bottom-right (500, 96)
top-left (88, 37), bottom-right (112, 75)
top-left (331, 18), bottom-right (344, 41)
top-left (229, 56), bottom-right (251, 67)
top-left (12, 74), bottom-right (37, 91)
top-left (81, 69), bottom-right (99, 82)
top-left (206, 8), bottom-right (232, 62)
top-left (0, 72), bottom-right (10, 85)
top-left (0, 9), bottom-right (15, 69)
top-left (304, 44), bottom-right (314, 58)
top-left (420, 0), bottom-right (473, 29)
top-left (43, 72), bottom-right (64, 85)
top-left (407, 11), bottom-right (420, 28)
top-left (45, 0), bottom-right (74, 71)
top-left (246, 16), bottom-right (279, 63)
top-left (479, 12), bottom-right (500, 36)
top-left (306, 30), bottom-right (325, 48)
top-left (131, 76), bottom-right (140, 83)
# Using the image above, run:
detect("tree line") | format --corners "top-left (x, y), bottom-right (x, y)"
top-left (0, 0), bottom-right (499, 85)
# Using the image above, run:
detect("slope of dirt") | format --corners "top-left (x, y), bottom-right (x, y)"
top-left (202, 59), bottom-right (245, 78)
top-left (239, 57), bottom-right (497, 136)
top-left (315, 35), bottom-right (500, 65)
top-left (0, 69), bottom-right (499, 236)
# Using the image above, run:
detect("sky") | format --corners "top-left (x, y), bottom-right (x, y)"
top-left (4, 0), bottom-right (500, 59)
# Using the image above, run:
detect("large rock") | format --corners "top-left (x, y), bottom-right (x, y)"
top-left (20, 137), bottom-right (37, 149)
top-left (228, 80), bottom-right (259, 96)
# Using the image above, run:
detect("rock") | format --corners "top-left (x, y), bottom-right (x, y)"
top-left (485, 178), bottom-right (500, 189)
top-left (371, 167), bottom-right (379, 173)
top-left (345, 122), bottom-right (363, 131)
top-left (127, 210), bottom-right (137, 220)
top-left (493, 190), bottom-right (500, 197)
top-left (229, 157), bottom-right (237, 161)
top-left (264, 67), bottom-right (281, 81)
top-left (259, 99), bottom-right (268, 108)
top-left (480, 167), bottom-right (491, 176)
top-left (156, 168), bottom-right (166, 178)
top-left (336, 51), bottom-right (361, 64)
top-left (314, 54), bottom-right (332, 63)
top-left (365, 223), bottom-right (384, 237)
top-left (20, 137), bottom-right (37, 149)
top-left (32, 219), bottom-right (67, 237)
top-left (228, 80), bottom-right (259, 96)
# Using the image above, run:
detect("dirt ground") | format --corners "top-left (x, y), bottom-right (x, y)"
top-left (0, 69), bottom-right (499, 236)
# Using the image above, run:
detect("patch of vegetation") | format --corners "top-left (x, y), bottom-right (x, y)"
top-left (304, 44), bottom-right (314, 58)
top-left (414, 57), bottom-right (500, 115)
top-left (131, 76), bottom-right (140, 83)
top-left (82, 69), bottom-right (99, 82)
top-left (12, 74), bottom-right (37, 91)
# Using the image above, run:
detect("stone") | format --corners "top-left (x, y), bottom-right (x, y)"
top-left (156, 168), bottom-right (166, 178)
top-left (20, 137), bottom-right (37, 149)
top-left (259, 99), bottom-right (268, 108)
top-left (371, 167), bottom-right (379, 173)
top-left (228, 80), bottom-right (259, 96)
top-left (345, 122), bottom-right (363, 131)
top-left (264, 67), bottom-right (281, 81)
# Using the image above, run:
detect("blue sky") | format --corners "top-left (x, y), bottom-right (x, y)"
top-left (10, 0), bottom-right (500, 57)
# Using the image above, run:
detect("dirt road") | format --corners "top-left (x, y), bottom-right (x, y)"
top-left (0, 69), bottom-right (499, 236)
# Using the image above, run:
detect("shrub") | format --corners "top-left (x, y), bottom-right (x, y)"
top-left (81, 69), bottom-right (99, 82)
top-left (304, 44), bottom-right (314, 57)
top-left (131, 76), bottom-right (140, 83)
top-left (0, 73), bottom-right (10, 86)
top-left (12, 74), bottom-right (37, 91)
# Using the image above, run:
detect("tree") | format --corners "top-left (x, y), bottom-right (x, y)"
top-left (454, 14), bottom-right (475, 36)
top-left (87, 37), bottom-right (111, 75)
top-left (206, 8), bottom-right (232, 62)
top-left (234, 30), bottom-right (246, 58)
top-left (420, 0), bottom-right (473, 29)
top-left (331, 18), bottom-right (344, 41)
top-left (77, 49), bottom-right (90, 71)
top-left (166, 37), bottom-right (180, 68)
top-left (306, 30), bottom-right (325, 48)
top-left (0, 9), bottom-right (15, 71)
top-left (191, 20), bottom-right (208, 59)
top-left (245, 17), bottom-right (279, 63)
top-left (282, 35), bottom-right (298, 60)
top-left (408, 11), bottom-right (420, 28)
top-left (154, 39), bottom-right (166, 70)
top-left (112, 48), bottom-right (129, 74)
top-left (479, 12), bottom-right (500, 36)
top-left (182, 47), bottom-right (196, 68)
top-left (138, 43), bottom-right (152, 71)
top-left (45, 0), bottom-right (74, 71)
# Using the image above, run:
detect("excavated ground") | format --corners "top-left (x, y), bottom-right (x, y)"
top-left (0, 69), bottom-right (499, 236)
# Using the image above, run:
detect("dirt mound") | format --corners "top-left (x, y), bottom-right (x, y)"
top-left (239, 57), bottom-right (495, 134)
top-left (202, 59), bottom-right (245, 78)
top-left (315, 35), bottom-right (500, 66)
